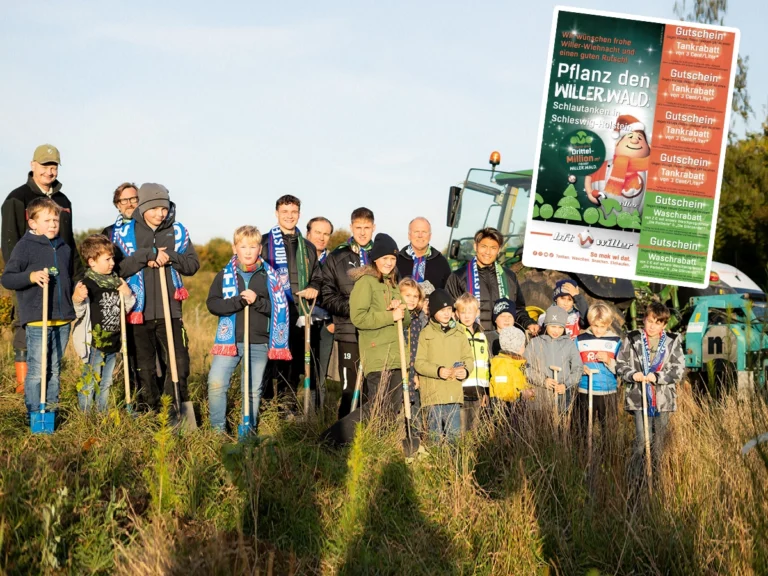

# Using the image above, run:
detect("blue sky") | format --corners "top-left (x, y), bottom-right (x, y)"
top-left (1, 0), bottom-right (765, 250)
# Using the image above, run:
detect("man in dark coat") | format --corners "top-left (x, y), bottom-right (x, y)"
top-left (446, 227), bottom-right (539, 335)
top-left (396, 216), bottom-right (452, 290)
top-left (1, 144), bottom-right (83, 393)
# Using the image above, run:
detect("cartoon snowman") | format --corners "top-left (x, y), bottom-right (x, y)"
top-left (584, 114), bottom-right (651, 217)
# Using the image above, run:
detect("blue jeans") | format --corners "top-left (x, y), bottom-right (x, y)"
top-left (207, 343), bottom-right (268, 432)
top-left (427, 403), bottom-right (461, 442)
top-left (78, 348), bottom-right (117, 412)
top-left (24, 324), bottom-right (71, 413)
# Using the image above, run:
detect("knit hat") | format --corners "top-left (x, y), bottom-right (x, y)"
top-left (137, 183), bottom-right (170, 215)
top-left (428, 288), bottom-right (453, 318)
top-left (492, 297), bottom-right (516, 325)
top-left (369, 233), bottom-right (398, 262)
top-left (499, 326), bottom-right (526, 354)
top-left (542, 305), bottom-right (567, 327)
top-left (553, 279), bottom-right (577, 301)
top-left (612, 114), bottom-right (645, 140)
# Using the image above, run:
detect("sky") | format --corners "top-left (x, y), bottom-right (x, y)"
top-left (1, 0), bottom-right (765, 250)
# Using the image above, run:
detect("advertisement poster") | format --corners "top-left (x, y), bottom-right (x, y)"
top-left (523, 7), bottom-right (740, 288)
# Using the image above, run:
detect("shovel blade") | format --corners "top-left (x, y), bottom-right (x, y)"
top-left (30, 410), bottom-right (55, 434)
top-left (179, 401), bottom-right (198, 432)
top-left (402, 436), bottom-right (420, 457)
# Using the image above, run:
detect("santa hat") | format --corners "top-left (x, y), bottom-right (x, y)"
top-left (612, 114), bottom-right (645, 139)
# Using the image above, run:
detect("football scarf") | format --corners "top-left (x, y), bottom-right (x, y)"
top-left (211, 256), bottom-right (292, 360)
top-left (264, 226), bottom-right (308, 303)
top-left (113, 219), bottom-right (189, 324)
top-left (640, 329), bottom-right (668, 417)
top-left (466, 258), bottom-right (509, 306)
top-left (406, 244), bottom-right (430, 282)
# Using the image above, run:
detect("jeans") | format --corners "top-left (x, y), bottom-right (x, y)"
top-left (427, 403), bottom-right (461, 442)
top-left (24, 324), bottom-right (71, 413)
top-left (633, 410), bottom-right (671, 466)
top-left (78, 348), bottom-right (117, 412)
top-left (208, 343), bottom-right (268, 432)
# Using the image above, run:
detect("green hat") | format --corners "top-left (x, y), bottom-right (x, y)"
top-left (32, 144), bottom-right (61, 165)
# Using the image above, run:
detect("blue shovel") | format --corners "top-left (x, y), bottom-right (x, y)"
top-left (238, 304), bottom-right (252, 440)
top-left (30, 269), bottom-right (55, 434)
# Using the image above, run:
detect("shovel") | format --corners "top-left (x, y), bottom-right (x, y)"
top-left (120, 293), bottom-right (133, 414)
top-left (30, 273), bottom-right (55, 434)
top-left (238, 305), bottom-right (252, 440)
top-left (349, 360), bottom-right (364, 412)
top-left (549, 365), bottom-right (561, 424)
top-left (641, 375), bottom-right (653, 496)
top-left (397, 317), bottom-right (419, 455)
top-left (158, 266), bottom-right (197, 431)
top-left (586, 368), bottom-right (599, 471)
top-left (299, 296), bottom-right (315, 419)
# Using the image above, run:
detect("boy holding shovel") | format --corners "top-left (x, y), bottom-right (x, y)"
top-left (2, 198), bottom-right (76, 425)
top-left (113, 184), bottom-right (200, 425)
top-left (616, 302), bottom-right (684, 475)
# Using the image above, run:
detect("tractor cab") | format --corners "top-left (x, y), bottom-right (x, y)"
top-left (445, 163), bottom-right (533, 268)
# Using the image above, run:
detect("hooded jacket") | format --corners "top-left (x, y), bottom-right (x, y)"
top-left (2, 173), bottom-right (83, 281)
top-left (446, 262), bottom-right (533, 331)
top-left (349, 266), bottom-right (410, 376)
top-left (576, 327), bottom-right (621, 394)
top-left (1, 231), bottom-right (75, 326)
top-left (321, 244), bottom-right (367, 344)
top-left (114, 202), bottom-right (200, 321)
top-left (396, 245), bottom-right (452, 290)
top-left (616, 329), bottom-right (685, 413)
top-left (524, 333), bottom-right (583, 391)
top-left (415, 320), bottom-right (474, 407)
top-left (458, 322), bottom-right (490, 399)
top-left (490, 352), bottom-right (529, 402)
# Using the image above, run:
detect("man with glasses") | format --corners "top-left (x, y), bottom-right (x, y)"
top-left (103, 182), bottom-right (139, 241)
top-left (1, 144), bottom-right (83, 393)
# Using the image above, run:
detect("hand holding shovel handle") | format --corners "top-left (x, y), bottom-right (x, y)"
top-left (299, 297), bottom-right (314, 418)
top-left (31, 269), bottom-right (55, 434)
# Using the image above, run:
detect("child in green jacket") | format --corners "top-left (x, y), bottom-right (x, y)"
top-left (415, 289), bottom-right (474, 442)
top-left (349, 233), bottom-right (409, 414)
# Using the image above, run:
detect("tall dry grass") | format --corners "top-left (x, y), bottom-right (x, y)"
top-left (0, 271), bottom-right (767, 574)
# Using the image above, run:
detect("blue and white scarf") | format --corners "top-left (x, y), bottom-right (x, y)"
top-left (113, 219), bottom-right (189, 324)
top-left (211, 256), bottom-right (292, 361)
top-left (406, 244), bottom-right (430, 282)
top-left (640, 329), bottom-right (668, 417)
top-left (318, 249), bottom-right (328, 265)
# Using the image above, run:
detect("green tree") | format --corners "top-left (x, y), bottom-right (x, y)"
top-left (328, 228), bottom-right (351, 251)
top-left (196, 238), bottom-right (233, 272)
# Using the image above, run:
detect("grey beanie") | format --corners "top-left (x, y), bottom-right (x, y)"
top-left (542, 305), bottom-right (567, 328)
top-left (137, 183), bottom-right (170, 215)
top-left (499, 326), bottom-right (526, 354)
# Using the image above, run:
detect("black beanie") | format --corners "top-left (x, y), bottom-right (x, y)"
top-left (369, 233), bottom-right (399, 262)
top-left (428, 288), bottom-right (454, 318)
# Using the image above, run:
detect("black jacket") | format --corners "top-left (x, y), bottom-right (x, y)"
top-left (321, 245), bottom-right (363, 344)
top-left (2, 173), bottom-right (83, 281)
top-left (396, 245), bottom-right (452, 290)
top-left (114, 203), bottom-right (200, 321)
top-left (207, 266), bottom-right (272, 345)
top-left (1, 232), bottom-right (75, 326)
top-left (261, 230), bottom-right (322, 319)
top-left (446, 262), bottom-right (533, 331)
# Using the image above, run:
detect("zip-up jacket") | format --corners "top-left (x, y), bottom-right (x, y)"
top-left (1, 231), bottom-right (75, 326)
top-left (207, 265), bottom-right (272, 345)
top-left (321, 245), bottom-right (364, 344)
top-left (396, 245), bottom-right (452, 290)
top-left (524, 333), bottom-right (583, 391)
top-left (458, 322), bottom-right (490, 400)
top-left (576, 328), bottom-right (621, 394)
top-left (415, 320), bottom-right (474, 407)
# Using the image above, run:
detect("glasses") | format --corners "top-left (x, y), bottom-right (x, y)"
top-left (118, 197), bottom-right (139, 207)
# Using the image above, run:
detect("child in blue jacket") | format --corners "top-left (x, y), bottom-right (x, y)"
top-left (1, 198), bottom-right (75, 418)
top-left (575, 302), bottom-right (621, 433)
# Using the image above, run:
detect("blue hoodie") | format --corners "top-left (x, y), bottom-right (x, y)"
top-left (1, 231), bottom-right (75, 326)
top-left (576, 327), bottom-right (621, 394)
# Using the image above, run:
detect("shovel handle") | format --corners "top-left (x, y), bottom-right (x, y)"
top-left (396, 318), bottom-right (412, 421)
top-left (40, 280), bottom-right (49, 408)
top-left (120, 294), bottom-right (130, 406)
top-left (243, 303), bottom-right (250, 419)
top-left (640, 375), bottom-right (653, 495)
top-left (157, 267), bottom-right (180, 413)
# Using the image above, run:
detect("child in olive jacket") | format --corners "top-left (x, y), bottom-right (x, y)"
top-left (349, 233), bottom-right (410, 413)
top-left (415, 289), bottom-right (474, 441)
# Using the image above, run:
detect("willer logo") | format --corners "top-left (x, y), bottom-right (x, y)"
top-left (576, 230), bottom-right (594, 249)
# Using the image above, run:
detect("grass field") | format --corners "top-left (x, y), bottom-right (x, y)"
top-left (1, 271), bottom-right (767, 574)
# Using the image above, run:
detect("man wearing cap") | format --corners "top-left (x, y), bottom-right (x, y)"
top-left (114, 183), bottom-right (200, 425)
top-left (1, 144), bottom-right (83, 393)
top-left (396, 217), bottom-right (451, 290)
